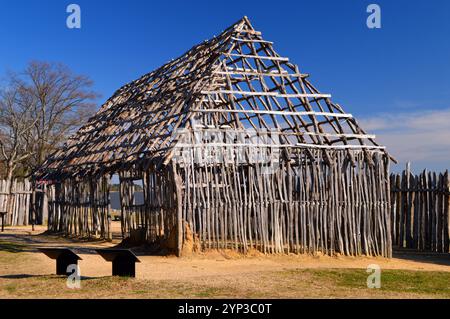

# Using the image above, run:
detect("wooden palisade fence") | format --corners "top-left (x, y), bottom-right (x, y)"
top-left (174, 147), bottom-right (392, 257)
top-left (46, 177), bottom-right (112, 240)
top-left (0, 179), bottom-right (32, 226)
top-left (390, 164), bottom-right (450, 253)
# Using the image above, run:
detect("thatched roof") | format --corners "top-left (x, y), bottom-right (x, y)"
top-left (37, 17), bottom-right (388, 180)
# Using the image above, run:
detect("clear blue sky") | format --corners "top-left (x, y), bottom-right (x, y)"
top-left (1, 0), bottom-right (449, 172)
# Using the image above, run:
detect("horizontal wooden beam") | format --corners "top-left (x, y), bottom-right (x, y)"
top-left (172, 142), bottom-right (385, 150)
top-left (185, 128), bottom-right (376, 140)
top-left (296, 143), bottom-right (386, 150)
top-left (214, 69), bottom-right (308, 78)
top-left (235, 29), bottom-right (262, 36)
top-left (224, 53), bottom-right (289, 62)
top-left (191, 108), bottom-right (350, 118)
top-left (201, 90), bottom-right (331, 99)
top-left (231, 37), bottom-right (274, 44)
top-left (226, 67), bottom-right (290, 74)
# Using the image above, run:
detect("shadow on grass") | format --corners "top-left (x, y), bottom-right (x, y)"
top-left (0, 274), bottom-right (39, 279)
top-left (0, 273), bottom-right (119, 281)
top-left (0, 233), bottom-right (117, 255)
top-left (393, 248), bottom-right (450, 267)
top-left (0, 274), bottom-right (69, 280)
top-left (0, 241), bottom-right (25, 253)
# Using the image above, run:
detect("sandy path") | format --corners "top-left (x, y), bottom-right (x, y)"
top-left (0, 225), bottom-right (449, 282)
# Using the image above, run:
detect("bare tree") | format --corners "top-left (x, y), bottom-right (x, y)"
top-left (0, 81), bottom-right (39, 218)
top-left (0, 61), bottom-right (98, 217)
top-left (0, 84), bottom-right (38, 183)
top-left (19, 61), bottom-right (98, 170)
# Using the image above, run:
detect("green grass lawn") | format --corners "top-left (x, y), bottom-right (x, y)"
top-left (308, 269), bottom-right (450, 297)
top-left (0, 241), bottom-right (25, 253)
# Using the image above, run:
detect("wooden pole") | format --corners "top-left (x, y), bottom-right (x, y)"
top-left (172, 165), bottom-right (183, 257)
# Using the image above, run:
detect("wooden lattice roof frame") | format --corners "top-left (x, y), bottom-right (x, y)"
top-left (38, 17), bottom-right (391, 179)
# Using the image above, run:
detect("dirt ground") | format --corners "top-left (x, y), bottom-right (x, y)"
top-left (0, 223), bottom-right (449, 299)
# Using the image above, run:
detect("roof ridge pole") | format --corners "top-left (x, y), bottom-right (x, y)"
top-left (242, 16), bottom-right (255, 30)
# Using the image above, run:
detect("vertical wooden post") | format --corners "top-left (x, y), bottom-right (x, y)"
top-left (172, 164), bottom-right (183, 257)
top-left (31, 186), bottom-right (36, 231)
top-left (42, 184), bottom-right (48, 225)
top-left (384, 156), bottom-right (392, 258)
top-left (106, 175), bottom-right (112, 242)
top-left (446, 171), bottom-right (450, 253)
top-left (405, 162), bottom-right (412, 247)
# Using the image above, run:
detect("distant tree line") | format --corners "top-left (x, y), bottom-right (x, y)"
top-left (0, 61), bottom-right (98, 184)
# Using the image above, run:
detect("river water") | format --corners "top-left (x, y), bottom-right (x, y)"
top-left (109, 192), bottom-right (144, 210)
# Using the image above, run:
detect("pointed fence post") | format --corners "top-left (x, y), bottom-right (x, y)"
top-left (446, 171), bottom-right (450, 253)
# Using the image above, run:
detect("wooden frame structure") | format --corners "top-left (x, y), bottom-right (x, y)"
top-left (36, 17), bottom-right (392, 257)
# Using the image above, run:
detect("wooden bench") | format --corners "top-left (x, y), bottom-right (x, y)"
top-left (96, 249), bottom-right (140, 277)
top-left (38, 248), bottom-right (82, 276)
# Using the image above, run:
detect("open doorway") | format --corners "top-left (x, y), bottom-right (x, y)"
top-left (110, 175), bottom-right (145, 213)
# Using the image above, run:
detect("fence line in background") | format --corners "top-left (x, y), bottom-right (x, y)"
top-left (0, 179), bottom-right (32, 226)
top-left (390, 164), bottom-right (450, 253)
